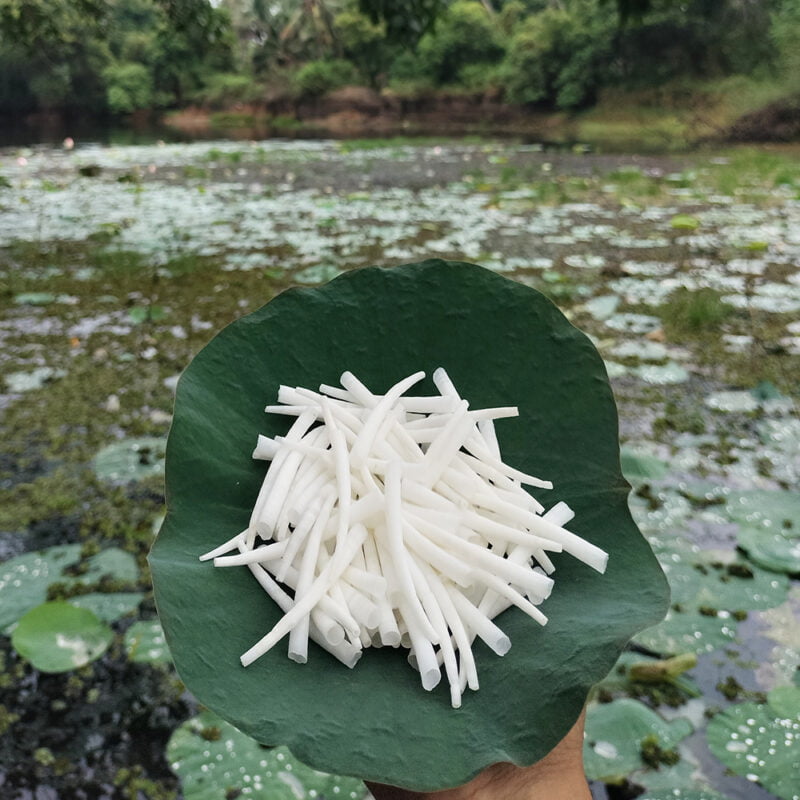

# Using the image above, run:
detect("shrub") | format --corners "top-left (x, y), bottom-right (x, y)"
top-left (294, 59), bottom-right (359, 96)
top-left (194, 72), bottom-right (263, 108)
top-left (772, 0), bottom-right (800, 87)
top-left (103, 62), bottom-right (153, 114)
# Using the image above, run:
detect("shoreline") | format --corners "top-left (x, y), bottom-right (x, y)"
top-left (2, 86), bottom-right (798, 153)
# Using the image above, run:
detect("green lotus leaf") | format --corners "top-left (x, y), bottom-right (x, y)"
top-left (11, 602), bottom-right (113, 672)
top-left (93, 436), bottom-right (167, 483)
top-left (737, 527), bottom-right (800, 575)
top-left (638, 790), bottom-right (730, 800)
top-left (14, 291), bottom-right (57, 305)
top-left (0, 544), bottom-right (141, 632)
top-left (633, 608), bottom-right (737, 656)
top-left (671, 214), bottom-right (700, 230)
top-left (725, 490), bottom-right (800, 532)
top-left (631, 755), bottom-right (726, 796)
top-left (69, 592), bottom-right (144, 622)
top-left (167, 710), bottom-right (367, 800)
top-left (89, 547), bottom-right (140, 581)
top-left (149, 260), bottom-right (669, 790)
top-left (706, 686), bottom-right (800, 800)
top-left (671, 558), bottom-right (789, 613)
top-left (124, 619), bottom-right (171, 664)
top-left (583, 698), bottom-right (693, 783)
top-left (0, 544), bottom-right (82, 631)
top-left (620, 447), bottom-right (670, 487)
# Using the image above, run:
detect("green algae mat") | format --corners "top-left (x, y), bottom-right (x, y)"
top-left (149, 259), bottom-right (669, 790)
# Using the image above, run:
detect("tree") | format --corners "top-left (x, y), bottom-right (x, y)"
top-left (0, 0), bottom-right (108, 53)
top-left (357, 0), bottom-right (447, 46)
top-left (417, 1), bottom-right (505, 85)
top-left (502, 2), bottom-right (615, 108)
top-left (333, 6), bottom-right (393, 87)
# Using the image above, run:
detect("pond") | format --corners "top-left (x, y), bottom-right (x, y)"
top-left (0, 138), bottom-right (798, 799)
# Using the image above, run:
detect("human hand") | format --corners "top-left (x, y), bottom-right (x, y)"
top-left (365, 710), bottom-right (589, 800)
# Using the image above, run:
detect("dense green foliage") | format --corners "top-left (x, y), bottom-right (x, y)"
top-left (0, 0), bottom-right (797, 116)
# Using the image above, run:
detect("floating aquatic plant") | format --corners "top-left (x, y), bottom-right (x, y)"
top-left (706, 686), bottom-right (800, 800)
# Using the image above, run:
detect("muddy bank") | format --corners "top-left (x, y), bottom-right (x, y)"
top-left (164, 88), bottom-right (571, 143)
top-left (162, 87), bottom-right (800, 148)
top-left (725, 94), bottom-right (800, 142)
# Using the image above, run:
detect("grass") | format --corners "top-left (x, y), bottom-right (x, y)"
top-left (337, 135), bottom-right (489, 152)
top-left (701, 147), bottom-right (800, 197)
top-left (661, 288), bottom-right (735, 336)
top-left (573, 76), bottom-right (796, 153)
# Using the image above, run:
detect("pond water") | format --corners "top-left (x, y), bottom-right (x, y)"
top-left (0, 139), bottom-right (798, 799)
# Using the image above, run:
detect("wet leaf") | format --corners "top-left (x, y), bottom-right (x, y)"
top-left (11, 602), bottom-right (113, 672)
top-left (70, 592), bottom-right (144, 622)
top-left (0, 545), bottom-right (140, 631)
top-left (150, 261), bottom-right (668, 790)
top-left (706, 686), bottom-right (800, 800)
top-left (13, 292), bottom-right (56, 305)
top-left (632, 362), bottom-right (690, 385)
top-left (0, 544), bottom-right (82, 630)
top-left (725, 491), bottom-right (800, 532)
top-left (78, 547), bottom-right (139, 583)
top-left (671, 215), bottom-right (700, 231)
top-left (584, 698), bottom-right (692, 783)
top-left (621, 447), bottom-right (669, 487)
top-left (4, 367), bottom-right (65, 393)
top-left (93, 437), bottom-right (167, 483)
top-left (686, 558), bottom-right (789, 613)
top-left (128, 305), bottom-right (167, 324)
top-left (166, 710), bottom-right (367, 800)
top-left (638, 789), bottom-right (730, 799)
top-left (737, 528), bottom-right (800, 575)
top-left (124, 619), bottom-right (171, 664)
top-left (634, 608), bottom-right (738, 656)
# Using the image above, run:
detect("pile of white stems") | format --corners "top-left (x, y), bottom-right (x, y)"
top-left (201, 368), bottom-right (608, 708)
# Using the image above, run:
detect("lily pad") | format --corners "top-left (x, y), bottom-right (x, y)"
top-left (4, 367), bottom-right (65, 393)
top-left (0, 544), bottom-right (82, 631)
top-left (13, 292), bottom-right (56, 305)
top-left (638, 790), bottom-right (730, 799)
top-left (631, 750), bottom-right (724, 796)
top-left (124, 619), bottom-right (171, 664)
top-left (671, 215), bottom-right (701, 231)
top-left (167, 710), bottom-right (368, 800)
top-left (706, 686), bottom-right (800, 800)
top-left (70, 592), bottom-right (144, 622)
top-left (93, 437), bottom-right (167, 483)
top-left (725, 490), bottom-right (800, 532)
top-left (584, 698), bottom-right (693, 783)
top-left (11, 602), bottom-right (114, 672)
top-left (584, 294), bottom-right (620, 320)
top-left (0, 545), bottom-right (140, 632)
top-left (634, 608), bottom-right (738, 656)
top-left (632, 362), bottom-right (690, 385)
top-left (737, 527), bottom-right (800, 575)
top-left (149, 260), bottom-right (668, 790)
top-left (681, 558), bottom-right (789, 612)
top-left (621, 447), bottom-right (669, 487)
top-left (77, 547), bottom-right (139, 583)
